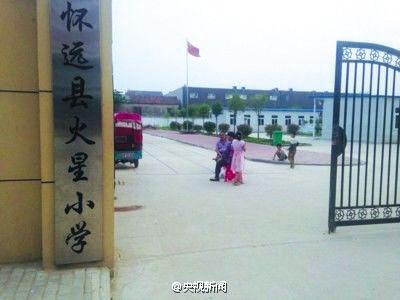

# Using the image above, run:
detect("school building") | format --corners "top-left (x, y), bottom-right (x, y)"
top-left (316, 93), bottom-right (400, 143)
top-left (166, 86), bottom-right (325, 133)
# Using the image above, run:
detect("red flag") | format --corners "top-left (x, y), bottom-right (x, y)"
top-left (187, 41), bottom-right (200, 57)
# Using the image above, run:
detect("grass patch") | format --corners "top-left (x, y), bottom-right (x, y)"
top-left (245, 136), bottom-right (312, 146)
top-left (245, 136), bottom-right (289, 146)
top-left (297, 132), bottom-right (313, 137)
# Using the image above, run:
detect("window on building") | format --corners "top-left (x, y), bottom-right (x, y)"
top-left (240, 94), bottom-right (247, 100)
top-left (225, 94), bottom-right (233, 100)
top-left (285, 116), bottom-right (291, 126)
top-left (189, 92), bottom-right (198, 99)
top-left (230, 114), bottom-right (235, 125)
top-left (258, 115), bottom-right (265, 126)
top-left (298, 116), bottom-right (305, 126)
top-left (309, 116), bottom-right (314, 124)
top-left (244, 114), bottom-right (251, 125)
top-left (272, 115), bottom-right (278, 125)
top-left (270, 95), bottom-right (278, 101)
top-left (207, 93), bottom-right (216, 100)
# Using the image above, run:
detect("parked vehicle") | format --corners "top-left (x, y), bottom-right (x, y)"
top-left (114, 112), bottom-right (143, 167)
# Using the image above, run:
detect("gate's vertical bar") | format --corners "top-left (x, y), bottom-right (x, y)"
top-left (348, 63), bottom-right (358, 207)
top-left (379, 67), bottom-right (389, 206)
top-left (340, 62), bottom-right (350, 208)
top-left (329, 42), bottom-right (343, 233)
top-left (364, 64), bottom-right (374, 206)
top-left (356, 62), bottom-right (366, 207)
top-left (387, 70), bottom-right (396, 206)
top-left (371, 65), bottom-right (381, 206)
top-left (394, 75), bottom-right (400, 205)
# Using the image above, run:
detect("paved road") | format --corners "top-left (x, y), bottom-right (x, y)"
top-left (112, 134), bottom-right (400, 299)
top-left (145, 129), bottom-right (356, 166)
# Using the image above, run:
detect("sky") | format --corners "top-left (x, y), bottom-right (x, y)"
top-left (112, 0), bottom-right (400, 94)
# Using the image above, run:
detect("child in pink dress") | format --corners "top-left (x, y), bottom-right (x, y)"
top-left (231, 132), bottom-right (246, 185)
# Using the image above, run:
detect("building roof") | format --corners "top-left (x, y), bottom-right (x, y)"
top-left (125, 93), bottom-right (179, 106)
top-left (311, 92), bottom-right (400, 99)
top-left (126, 90), bottom-right (163, 97)
top-left (168, 86), bottom-right (327, 110)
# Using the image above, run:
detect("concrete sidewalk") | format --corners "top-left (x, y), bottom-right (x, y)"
top-left (0, 262), bottom-right (110, 299)
top-left (145, 129), bottom-right (345, 166)
top-left (112, 134), bottom-right (400, 299)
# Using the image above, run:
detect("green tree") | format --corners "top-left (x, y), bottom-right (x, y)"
top-left (198, 103), bottom-right (211, 127)
top-left (228, 94), bottom-right (246, 132)
top-left (188, 105), bottom-right (199, 122)
top-left (167, 107), bottom-right (179, 121)
top-left (178, 108), bottom-right (187, 118)
top-left (248, 94), bottom-right (268, 139)
top-left (211, 102), bottom-right (223, 132)
top-left (113, 90), bottom-right (126, 103)
top-left (188, 105), bottom-right (199, 130)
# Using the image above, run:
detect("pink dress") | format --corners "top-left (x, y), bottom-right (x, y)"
top-left (231, 139), bottom-right (245, 172)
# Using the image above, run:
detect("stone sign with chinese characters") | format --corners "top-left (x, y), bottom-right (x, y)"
top-left (51, 0), bottom-right (103, 265)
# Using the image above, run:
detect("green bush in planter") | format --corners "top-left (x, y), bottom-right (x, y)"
top-left (193, 124), bottom-right (203, 132)
top-left (237, 124), bottom-right (253, 138)
top-left (182, 120), bottom-right (194, 131)
top-left (203, 121), bottom-right (216, 134)
top-left (265, 124), bottom-right (282, 138)
top-left (287, 124), bottom-right (300, 136)
top-left (169, 121), bottom-right (182, 131)
top-left (218, 123), bottom-right (230, 133)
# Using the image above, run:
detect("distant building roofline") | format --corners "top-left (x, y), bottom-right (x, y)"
top-left (125, 94), bottom-right (179, 105)
top-left (126, 90), bottom-right (163, 97)
top-left (311, 92), bottom-right (400, 99)
top-left (177, 85), bottom-right (329, 94)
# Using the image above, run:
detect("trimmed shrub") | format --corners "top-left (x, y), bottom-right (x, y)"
top-left (265, 124), bottom-right (283, 138)
top-left (182, 120), bottom-right (194, 131)
top-left (237, 124), bottom-right (253, 138)
top-left (169, 121), bottom-right (181, 131)
top-left (193, 124), bottom-right (203, 132)
top-left (203, 121), bottom-right (216, 134)
top-left (287, 124), bottom-right (300, 136)
top-left (218, 123), bottom-right (230, 133)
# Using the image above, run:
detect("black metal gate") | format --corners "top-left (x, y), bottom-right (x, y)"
top-left (329, 41), bottom-right (400, 232)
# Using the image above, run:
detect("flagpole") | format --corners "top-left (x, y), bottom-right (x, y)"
top-left (186, 40), bottom-right (189, 131)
